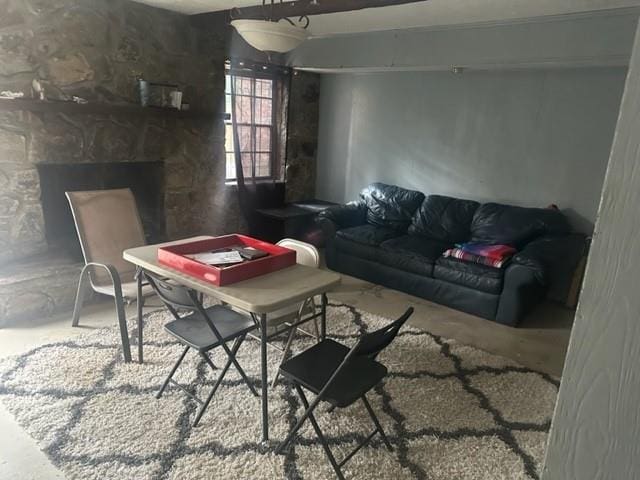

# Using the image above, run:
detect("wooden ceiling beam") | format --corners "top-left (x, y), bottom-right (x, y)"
top-left (191, 0), bottom-right (429, 24)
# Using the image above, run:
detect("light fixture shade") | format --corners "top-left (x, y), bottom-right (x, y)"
top-left (231, 19), bottom-right (310, 53)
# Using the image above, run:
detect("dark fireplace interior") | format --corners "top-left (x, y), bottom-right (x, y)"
top-left (36, 162), bottom-right (166, 261)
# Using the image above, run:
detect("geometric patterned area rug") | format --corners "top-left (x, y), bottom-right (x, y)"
top-left (0, 303), bottom-right (558, 480)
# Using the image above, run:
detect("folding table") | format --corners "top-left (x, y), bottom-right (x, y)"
top-left (123, 236), bottom-right (341, 442)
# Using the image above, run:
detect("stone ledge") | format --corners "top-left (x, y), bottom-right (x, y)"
top-left (0, 252), bottom-right (84, 327)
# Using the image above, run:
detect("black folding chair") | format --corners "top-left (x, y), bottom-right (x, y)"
top-left (275, 307), bottom-right (414, 480)
top-left (144, 272), bottom-right (258, 427)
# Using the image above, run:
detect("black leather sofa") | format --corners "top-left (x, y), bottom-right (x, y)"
top-left (317, 183), bottom-right (586, 326)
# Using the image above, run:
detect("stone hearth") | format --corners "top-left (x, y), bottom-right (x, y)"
top-left (0, 250), bottom-right (83, 326)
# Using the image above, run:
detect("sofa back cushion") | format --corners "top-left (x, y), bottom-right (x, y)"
top-left (470, 203), bottom-right (570, 247)
top-left (360, 183), bottom-right (425, 231)
top-left (409, 194), bottom-right (480, 243)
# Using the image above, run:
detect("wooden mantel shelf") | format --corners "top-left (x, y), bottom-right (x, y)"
top-left (0, 98), bottom-right (229, 119)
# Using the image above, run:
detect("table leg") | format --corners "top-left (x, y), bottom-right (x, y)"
top-left (259, 312), bottom-right (269, 442)
top-left (321, 293), bottom-right (327, 341)
top-left (136, 267), bottom-right (143, 364)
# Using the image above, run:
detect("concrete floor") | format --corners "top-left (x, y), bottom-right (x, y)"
top-left (331, 274), bottom-right (575, 378)
top-left (0, 273), bottom-right (574, 479)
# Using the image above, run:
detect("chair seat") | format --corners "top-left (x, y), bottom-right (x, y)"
top-left (279, 339), bottom-right (388, 408)
top-left (93, 281), bottom-right (156, 301)
top-left (165, 305), bottom-right (255, 351)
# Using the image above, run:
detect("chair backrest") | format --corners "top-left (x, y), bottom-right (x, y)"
top-left (144, 271), bottom-right (227, 344)
top-left (355, 307), bottom-right (414, 359)
top-left (313, 307), bottom-right (415, 403)
top-left (66, 188), bottom-right (146, 285)
top-left (144, 272), bottom-right (196, 311)
top-left (276, 238), bottom-right (320, 268)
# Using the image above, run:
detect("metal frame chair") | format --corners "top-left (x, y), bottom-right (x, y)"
top-left (66, 189), bottom-right (154, 363)
top-left (275, 307), bottom-right (414, 480)
top-left (258, 238), bottom-right (322, 387)
top-left (144, 272), bottom-right (258, 427)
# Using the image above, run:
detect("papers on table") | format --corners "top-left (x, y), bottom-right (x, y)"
top-left (186, 250), bottom-right (243, 266)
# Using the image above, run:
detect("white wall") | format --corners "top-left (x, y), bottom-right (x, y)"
top-left (542, 20), bottom-right (640, 480)
top-left (316, 68), bottom-right (626, 232)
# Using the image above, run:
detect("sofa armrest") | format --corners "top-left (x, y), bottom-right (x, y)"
top-left (512, 233), bottom-right (588, 305)
top-left (513, 234), bottom-right (587, 282)
top-left (496, 234), bottom-right (587, 325)
top-left (316, 201), bottom-right (367, 238)
top-left (496, 264), bottom-right (546, 326)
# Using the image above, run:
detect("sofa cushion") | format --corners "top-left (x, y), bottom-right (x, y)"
top-left (434, 257), bottom-right (504, 294)
top-left (409, 194), bottom-right (480, 243)
top-left (333, 236), bottom-right (381, 263)
top-left (360, 183), bottom-right (425, 231)
top-left (377, 235), bottom-right (451, 277)
top-left (336, 224), bottom-right (399, 247)
top-left (381, 235), bottom-right (451, 262)
top-left (470, 203), bottom-right (570, 247)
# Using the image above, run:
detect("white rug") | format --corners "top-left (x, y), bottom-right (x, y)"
top-left (0, 303), bottom-right (558, 480)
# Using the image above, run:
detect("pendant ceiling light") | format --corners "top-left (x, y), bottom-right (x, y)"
top-left (231, 0), bottom-right (311, 53)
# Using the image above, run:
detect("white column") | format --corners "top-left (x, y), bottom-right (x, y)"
top-left (543, 19), bottom-right (640, 480)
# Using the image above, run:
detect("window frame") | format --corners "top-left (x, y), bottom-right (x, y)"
top-left (224, 68), bottom-right (278, 182)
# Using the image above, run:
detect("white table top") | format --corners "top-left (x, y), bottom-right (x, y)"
top-left (123, 236), bottom-right (341, 314)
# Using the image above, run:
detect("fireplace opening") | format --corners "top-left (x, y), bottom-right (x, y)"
top-left (36, 161), bottom-right (166, 261)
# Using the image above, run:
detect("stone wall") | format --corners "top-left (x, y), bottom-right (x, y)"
top-left (0, 0), bottom-right (242, 267)
top-left (0, 0), bottom-right (321, 267)
top-left (0, 0), bottom-right (321, 325)
top-left (285, 70), bottom-right (320, 203)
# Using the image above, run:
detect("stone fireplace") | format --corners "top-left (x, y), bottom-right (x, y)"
top-left (0, 0), bottom-right (320, 326)
top-left (0, 153), bottom-right (170, 325)
top-left (0, 0), bottom-right (231, 326)
top-left (37, 161), bottom-right (166, 261)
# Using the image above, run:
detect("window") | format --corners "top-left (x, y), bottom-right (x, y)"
top-left (224, 69), bottom-right (276, 181)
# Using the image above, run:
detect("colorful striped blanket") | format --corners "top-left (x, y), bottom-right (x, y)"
top-left (442, 242), bottom-right (517, 268)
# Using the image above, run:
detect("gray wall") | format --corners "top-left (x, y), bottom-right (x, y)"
top-left (316, 68), bottom-right (626, 232)
top-left (543, 20), bottom-right (640, 480)
top-left (289, 12), bottom-right (637, 72)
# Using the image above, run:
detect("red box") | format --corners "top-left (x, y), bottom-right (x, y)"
top-left (157, 234), bottom-right (296, 286)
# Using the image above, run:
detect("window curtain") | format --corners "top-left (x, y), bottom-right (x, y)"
top-left (229, 68), bottom-right (248, 188)
top-left (228, 60), bottom-right (291, 230)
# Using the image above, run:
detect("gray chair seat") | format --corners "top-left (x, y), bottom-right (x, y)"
top-left (164, 305), bottom-right (255, 351)
top-left (145, 273), bottom-right (258, 428)
top-left (93, 280), bottom-right (156, 301)
top-left (279, 339), bottom-right (387, 408)
top-left (67, 189), bottom-right (149, 363)
top-left (276, 307), bottom-right (414, 480)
